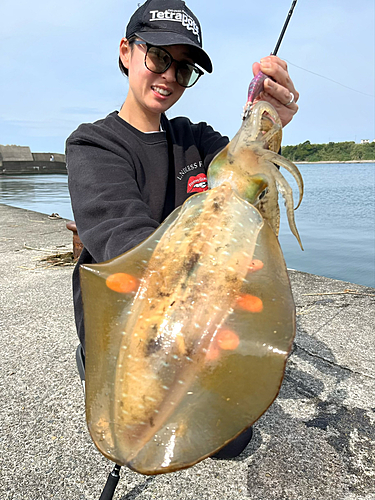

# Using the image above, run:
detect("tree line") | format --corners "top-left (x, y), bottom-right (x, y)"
top-left (281, 141), bottom-right (375, 162)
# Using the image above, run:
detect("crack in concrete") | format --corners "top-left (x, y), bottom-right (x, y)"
top-left (293, 343), bottom-right (375, 381)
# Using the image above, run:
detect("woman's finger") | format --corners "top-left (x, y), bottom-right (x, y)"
top-left (260, 55), bottom-right (288, 72)
top-left (251, 56), bottom-right (299, 126)
top-left (264, 78), bottom-right (299, 107)
top-left (259, 56), bottom-right (299, 102)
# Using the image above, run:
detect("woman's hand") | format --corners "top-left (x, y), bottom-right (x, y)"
top-left (252, 56), bottom-right (299, 127)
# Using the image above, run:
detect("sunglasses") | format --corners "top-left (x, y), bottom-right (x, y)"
top-left (133, 40), bottom-right (203, 88)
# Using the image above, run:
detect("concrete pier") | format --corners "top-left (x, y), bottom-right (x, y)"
top-left (1, 204), bottom-right (374, 500)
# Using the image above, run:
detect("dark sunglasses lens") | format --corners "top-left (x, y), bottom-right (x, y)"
top-left (145, 45), bottom-right (201, 88)
top-left (146, 46), bottom-right (171, 73)
top-left (177, 64), bottom-right (200, 87)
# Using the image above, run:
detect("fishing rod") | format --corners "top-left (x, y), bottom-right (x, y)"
top-left (244, 0), bottom-right (298, 114)
top-left (272, 0), bottom-right (297, 56)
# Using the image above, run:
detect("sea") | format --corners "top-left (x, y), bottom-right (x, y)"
top-left (1, 163), bottom-right (374, 288)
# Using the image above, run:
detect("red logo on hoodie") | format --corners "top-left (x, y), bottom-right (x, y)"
top-left (187, 173), bottom-right (208, 193)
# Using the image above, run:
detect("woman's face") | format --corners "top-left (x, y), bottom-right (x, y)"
top-left (120, 39), bottom-right (194, 119)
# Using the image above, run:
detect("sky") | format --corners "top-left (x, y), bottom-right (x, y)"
top-left (0, 0), bottom-right (374, 154)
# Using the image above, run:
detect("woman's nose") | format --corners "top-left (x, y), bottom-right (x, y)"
top-left (162, 63), bottom-right (177, 83)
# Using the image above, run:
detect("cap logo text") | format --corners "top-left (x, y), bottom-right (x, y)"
top-left (149, 9), bottom-right (200, 42)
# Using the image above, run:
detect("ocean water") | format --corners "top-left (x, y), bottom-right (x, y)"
top-left (0, 174), bottom-right (72, 220)
top-left (278, 163), bottom-right (375, 288)
top-left (1, 163), bottom-right (374, 288)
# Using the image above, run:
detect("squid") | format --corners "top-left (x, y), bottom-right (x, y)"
top-left (80, 100), bottom-right (304, 475)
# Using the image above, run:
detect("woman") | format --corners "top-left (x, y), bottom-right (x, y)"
top-left (66, 0), bottom-right (299, 458)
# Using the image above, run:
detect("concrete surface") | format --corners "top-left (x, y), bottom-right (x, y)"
top-left (0, 145), bottom-right (34, 162)
top-left (1, 204), bottom-right (374, 500)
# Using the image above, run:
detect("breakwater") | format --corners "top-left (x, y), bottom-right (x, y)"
top-left (0, 144), bottom-right (66, 175)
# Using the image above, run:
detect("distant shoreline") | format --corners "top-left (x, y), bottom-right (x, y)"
top-left (295, 160), bottom-right (375, 164)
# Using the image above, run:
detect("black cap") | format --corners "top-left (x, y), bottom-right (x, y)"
top-left (126, 0), bottom-right (212, 73)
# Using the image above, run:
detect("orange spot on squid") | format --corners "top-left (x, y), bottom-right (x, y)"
top-left (106, 273), bottom-right (138, 294)
top-left (237, 294), bottom-right (264, 313)
top-left (205, 344), bottom-right (221, 361)
top-left (248, 259), bottom-right (264, 272)
top-left (217, 329), bottom-right (240, 350)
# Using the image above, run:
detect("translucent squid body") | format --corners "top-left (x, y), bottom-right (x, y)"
top-left (80, 101), bottom-right (304, 475)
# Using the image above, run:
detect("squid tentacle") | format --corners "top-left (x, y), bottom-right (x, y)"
top-left (263, 152), bottom-right (304, 209)
top-left (265, 159), bottom-right (304, 250)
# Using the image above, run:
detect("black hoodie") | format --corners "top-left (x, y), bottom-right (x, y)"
top-left (66, 111), bottom-right (228, 347)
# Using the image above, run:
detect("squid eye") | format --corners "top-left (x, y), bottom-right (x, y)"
top-left (258, 188), bottom-right (268, 201)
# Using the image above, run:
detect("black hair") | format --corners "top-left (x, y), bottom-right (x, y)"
top-left (119, 36), bottom-right (137, 77)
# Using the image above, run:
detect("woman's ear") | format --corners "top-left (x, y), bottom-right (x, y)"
top-left (119, 38), bottom-right (131, 70)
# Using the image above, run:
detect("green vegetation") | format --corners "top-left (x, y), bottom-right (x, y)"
top-left (282, 141), bottom-right (375, 162)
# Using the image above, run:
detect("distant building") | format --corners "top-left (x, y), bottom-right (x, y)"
top-left (0, 145), bottom-right (66, 175)
top-left (361, 139), bottom-right (370, 144)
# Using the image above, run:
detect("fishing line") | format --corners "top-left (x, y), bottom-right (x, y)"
top-left (284, 59), bottom-right (374, 98)
top-left (269, 1), bottom-right (373, 98)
